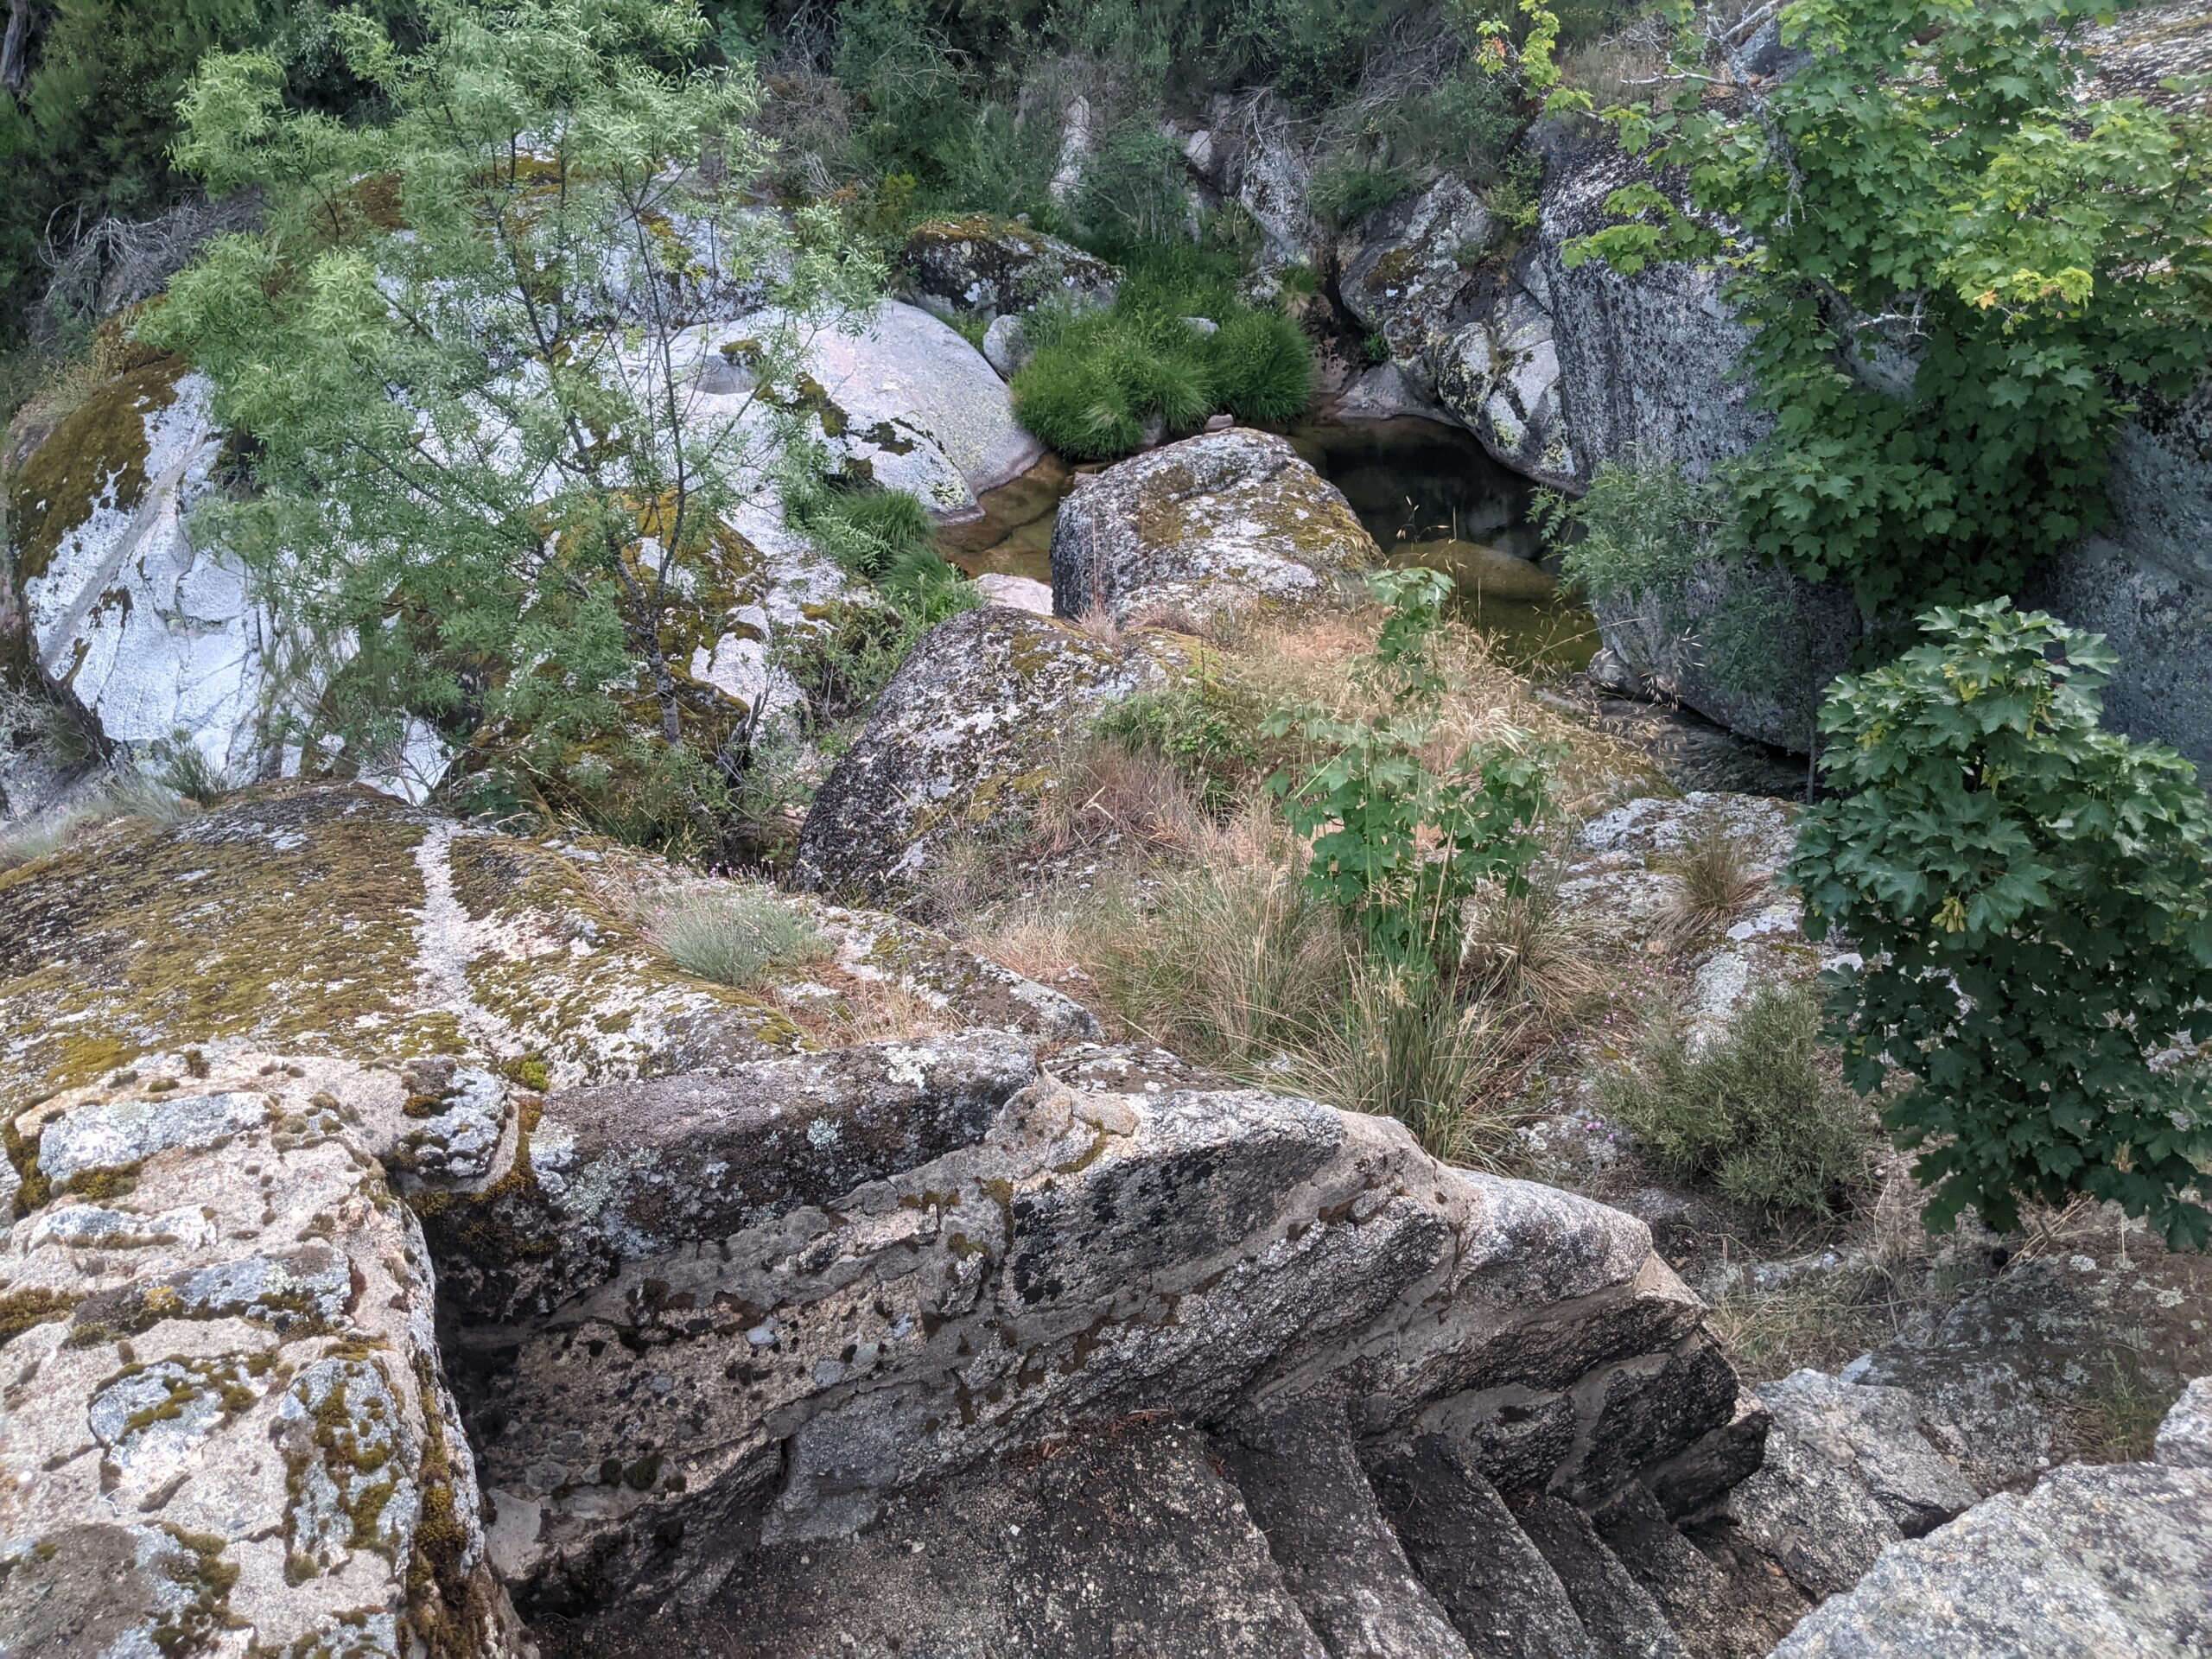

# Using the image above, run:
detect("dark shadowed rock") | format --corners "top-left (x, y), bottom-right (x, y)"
top-left (1221, 1402), bottom-right (1473, 1658)
top-left (1516, 1494), bottom-right (1689, 1659)
top-left (1363, 1434), bottom-right (1597, 1658)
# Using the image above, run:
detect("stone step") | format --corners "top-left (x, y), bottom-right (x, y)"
top-left (1363, 1434), bottom-right (1599, 1659)
top-left (1515, 1493), bottom-right (1690, 1659)
top-left (1219, 1405), bottom-right (1476, 1659)
top-left (537, 1417), bottom-right (1330, 1659)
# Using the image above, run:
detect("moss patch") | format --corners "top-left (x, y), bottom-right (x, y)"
top-left (9, 356), bottom-right (187, 584)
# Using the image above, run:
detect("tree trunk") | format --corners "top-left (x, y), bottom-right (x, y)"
top-left (0, 0), bottom-right (44, 93)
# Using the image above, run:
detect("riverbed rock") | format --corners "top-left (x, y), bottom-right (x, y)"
top-left (899, 215), bottom-right (1120, 321)
top-left (1048, 429), bottom-right (1376, 622)
top-left (0, 784), bottom-right (1090, 1103)
top-left (0, 1059), bottom-right (528, 1659)
top-left (791, 603), bottom-right (1195, 900)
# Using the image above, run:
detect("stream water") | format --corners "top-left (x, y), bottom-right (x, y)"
top-left (939, 416), bottom-right (1599, 677)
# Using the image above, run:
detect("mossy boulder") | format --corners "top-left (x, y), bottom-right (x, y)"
top-left (1048, 429), bottom-right (1378, 624)
top-left (0, 784), bottom-right (1091, 1105)
top-left (791, 604), bottom-right (1196, 901)
top-left (899, 215), bottom-right (1120, 322)
top-left (8, 359), bottom-right (280, 780)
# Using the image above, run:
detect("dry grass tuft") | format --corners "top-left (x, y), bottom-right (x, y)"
top-left (1657, 809), bottom-right (1772, 945)
top-left (1459, 875), bottom-right (1607, 1027)
top-left (1032, 736), bottom-right (1205, 856)
top-left (652, 885), bottom-right (832, 988)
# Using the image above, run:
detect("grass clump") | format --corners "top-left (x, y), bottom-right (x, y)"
top-left (1286, 963), bottom-right (1528, 1166)
top-left (1011, 251), bottom-right (1315, 461)
top-left (1657, 810), bottom-right (1771, 945)
top-left (653, 887), bottom-right (834, 989)
top-left (1596, 982), bottom-right (1874, 1217)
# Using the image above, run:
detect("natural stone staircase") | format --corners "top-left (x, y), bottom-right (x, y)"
top-left (535, 1404), bottom-right (1805, 1659)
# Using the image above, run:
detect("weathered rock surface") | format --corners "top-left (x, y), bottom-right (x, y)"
top-left (1771, 1386), bottom-right (2212, 1657)
top-left (1756, 1370), bottom-right (1977, 1537)
top-left (1048, 428), bottom-right (1376, 622)
top-left (542, 1419), bottom-right (1331, 1659)
top-left (899, 214), bottom-right (1120, 321)
top-left (0, 785), bottom-right (1090, 1103)
top-left (448, 1066), bottom-right (1738, 1609)
top-left (791, 603), bottom-right (1194, 899)
top-left (1338, 176), bottom-right (1576, 483)
top-left (1, 1058), bottom-right (527, 1658)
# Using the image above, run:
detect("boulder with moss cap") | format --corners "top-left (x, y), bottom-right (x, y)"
top-left (1049, 429), bottom-right (1377, 624)
top-left (899, 214), bottom-right (1121, 322)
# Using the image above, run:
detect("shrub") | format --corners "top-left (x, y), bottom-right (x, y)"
top-left (654, 886), bottom-right (831, 988)
top-left (1308, 162), bottom-right (1416, 228)
top-left (1597, 982), bottom-right (1874, 1217)
top-left (1092, 683), bottom-right (1264, 814)
top-left (1791, 600), bottom-right (2212, 1249)
top-left (1542, 453), bottom-right (1732, 607)
top-left (1266, 567), bottom-right (1552, 971)
top-left (1008, 261), bottom-right (1316, 461)
top-left (1211, 310), bottom-right (1317, 426)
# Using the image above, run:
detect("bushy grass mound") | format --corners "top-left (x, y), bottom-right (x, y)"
top-left (655, 887), bottom-right (832, 988)
top-left (1011, 251), bottom-right (1315, 461)
top-left (1596, 982), bottom-right (1874, 1217)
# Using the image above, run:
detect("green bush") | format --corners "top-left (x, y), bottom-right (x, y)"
top-left (1598, 982), bottom-right (1873, 1217)
top-left (1543, 454), bottom-right (1733, 607)
top-left (1265, 567), bottom-right (1552, 971)
top-left (1572, 0), bottom-right (2212, 613)
top-left (1308, 162), bottom-right (1416, 227)
top-left (1092, 683), bottom-right (1265, 813)
top-left (655, 886), bottom-right (831, 987)
top-left (1009, 259), bottom-right (1317, 460)
top-left (1791, 600), bottom-right (2212, 1249)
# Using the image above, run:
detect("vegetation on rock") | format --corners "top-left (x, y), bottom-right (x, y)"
top-left (1571, 0), bottom-right (2212, 613)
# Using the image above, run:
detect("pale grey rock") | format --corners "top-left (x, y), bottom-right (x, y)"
top-left (792, 603), bottom-right (1195, 899)
top-left (2155, 1375), bottom-right (2212, 1469)
top-left (1770, 1459), bottom-right (2212, 1658)
top-left (981, 310), bottom-right (1033, 377)
top-left (1049, 429), bottom-right (1377, 623)
top-left (1723, 1419), bottom-right (1904, 1599)
top-left (16, 365), bottom-right (278, 783)
top-left (0, 1057), bottom-right (525, 1658)
top-left (972, 569), bottom-right (1052, 612)
top-left (2020, 531), bottom-right (2212, 772)
top-left (34, 1090), bottom-right (269, 1186)
top-left (1758, 1369), bottom-right (1978, 1535)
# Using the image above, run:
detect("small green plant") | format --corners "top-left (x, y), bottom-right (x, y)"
top-left (1482, 149), bottom-right (1545, 233)
top-left (1597, 982), bottom-right (1874, 1217)
top-left (1541, 453), bottom-right (1734, 607)
top-left (153, 734), bottom-right (229, 806)
top-left (1657, 809), bottom-right (1770, 945)
top-left (1265, 567), bottom-right (1552, 971)
top-left (654, 886), bottom-right (832, 988)
top-left (1792, 601), bottom-right (2212, 1249)
top-left (1277, 259), bottom-right (1321, 299)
